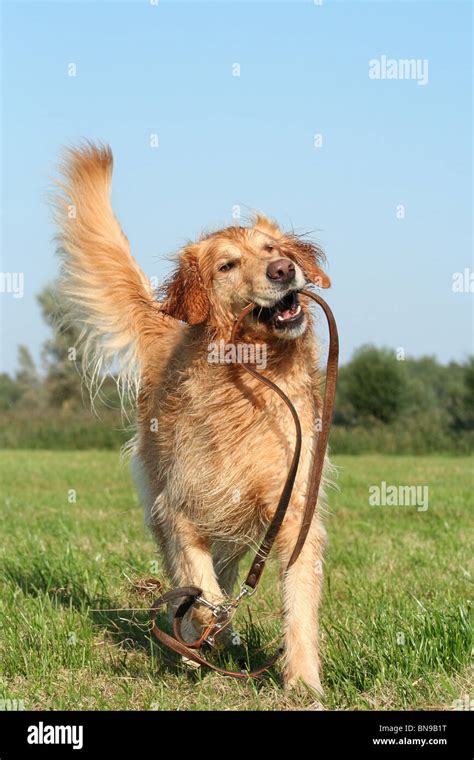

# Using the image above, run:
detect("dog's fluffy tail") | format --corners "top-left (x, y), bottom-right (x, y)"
top-left (52, 142), bottom-right (161, 405)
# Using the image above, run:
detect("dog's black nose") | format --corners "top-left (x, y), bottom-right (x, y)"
top-left (266, 258), bottom-right (296, 284)
top-left (267, 259), bottom-right (295, 283)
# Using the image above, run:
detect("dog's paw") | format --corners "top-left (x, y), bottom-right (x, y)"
top-left (285, 671), bottom-right (324, 698)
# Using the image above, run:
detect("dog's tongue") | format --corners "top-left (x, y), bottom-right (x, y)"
top-left (273, 295), bottom-right (300, 324)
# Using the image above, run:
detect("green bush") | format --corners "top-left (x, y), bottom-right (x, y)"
top-left (341, 345), bottom-right (408, 424)
top-left (330, 420), bottom-right (474, 455)
top-left (0, 409), bottom-right (130, 450)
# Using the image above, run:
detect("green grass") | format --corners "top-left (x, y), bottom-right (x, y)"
top-left (0, 451), bottom-right (472, 711)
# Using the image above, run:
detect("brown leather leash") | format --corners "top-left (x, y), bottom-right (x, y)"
top-left (150, 289), bottom-right (339, 678)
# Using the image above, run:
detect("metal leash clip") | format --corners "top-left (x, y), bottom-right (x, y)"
top-left (194, 580), bottom-right (256, 621)
top-left (194, 594), bottom-right (234, 620)
top-left (234, 582), bottom-right (257, 603)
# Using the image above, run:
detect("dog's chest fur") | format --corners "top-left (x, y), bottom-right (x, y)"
top-left (136, 330), bottom-right (321, 543)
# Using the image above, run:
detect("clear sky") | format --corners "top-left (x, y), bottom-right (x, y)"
top-left (1, 0), bottom-right (472, 374)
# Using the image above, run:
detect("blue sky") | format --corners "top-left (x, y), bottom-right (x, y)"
top-left (1, 0), bottom-right (472, 374)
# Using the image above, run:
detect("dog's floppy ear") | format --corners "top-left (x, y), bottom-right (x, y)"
top-left (160, 246), bottom-right (210, 324)
top-left (288, 239), bottom-right (331, 289)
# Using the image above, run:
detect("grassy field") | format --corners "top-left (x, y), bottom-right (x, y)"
top-left (0, 450), bottom-right (472, 711)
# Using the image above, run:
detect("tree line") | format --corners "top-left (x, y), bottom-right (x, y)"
top-left (1, 282), bottom-right (472, 453)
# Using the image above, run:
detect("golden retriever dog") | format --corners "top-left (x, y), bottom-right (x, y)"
top-left (53, 143), bottom-right (332, 692)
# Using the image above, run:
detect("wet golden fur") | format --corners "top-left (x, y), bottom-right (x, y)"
top-left (54, 143), bottom-right (333, 692)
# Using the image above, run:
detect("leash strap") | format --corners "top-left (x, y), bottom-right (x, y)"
top-left (150, 289), bottom-right (338, 678)
top-left (286, 292), bottom-right (339, 569)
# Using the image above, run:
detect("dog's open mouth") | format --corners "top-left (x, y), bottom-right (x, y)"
top-left (253, 291), bottom-right (304, 331)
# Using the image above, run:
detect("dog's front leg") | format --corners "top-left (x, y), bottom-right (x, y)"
top-left (153, 505), bottom-right (227, 640)
top-left (276, 512), bottom-right (326, 694)
top-left (212, 544), bottom-right (248, 649)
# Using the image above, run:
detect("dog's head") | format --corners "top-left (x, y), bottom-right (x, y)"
top-left (160, 215), bottom-right (330, 339)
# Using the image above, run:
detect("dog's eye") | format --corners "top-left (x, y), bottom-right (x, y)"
top-left (219, 262), bottom-right (235, 272)
top-left (264, 244), bottom-right (274, 253)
